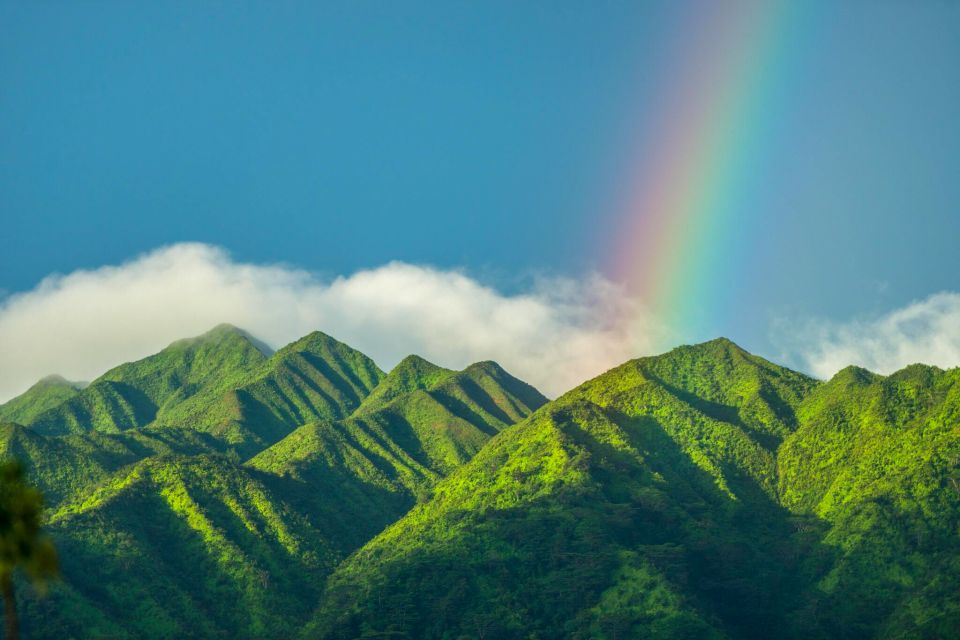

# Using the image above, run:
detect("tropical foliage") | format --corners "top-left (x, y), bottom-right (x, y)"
top-left (0, 328), bottom-right (957, 639)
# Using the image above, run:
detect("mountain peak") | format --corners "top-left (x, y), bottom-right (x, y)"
top-left (703, 336), bottom-right (740, 347)
top-left (355, 355), bottom-right (451, 413)
top-left (686, 336), bottom-right (747, 354)
top-left (463, 360), bottom-right (507, 376)
top-left (395, 354), bottom-right (439, 369)
top-left (571, 337), bottom-right (821, 448)
top-left (282, 330), bottom-right (350, 353)
top-left (34, 374), bottom-right (87, 390)
top-left (641, 337), bottom-right (800, 375)
top-left (206, 322), bottom-right (243, 334)
top-left (195, 324), bottom-right (274, 355)
top-left (21, 324), bottom-right (277, 435)
top-left (0, 372), bottom-right (87, 425)
top-left (829, 365), bottom-right (881, 386)
top-left (389, 354), bottom-right (451, 381)
top-left (885, 362), bottom-right (943, 385)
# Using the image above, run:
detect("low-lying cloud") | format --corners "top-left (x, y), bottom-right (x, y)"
top-left (780, 291), bottom-right (960, 379)
top-left (0, 243), bottom-right (666, 401)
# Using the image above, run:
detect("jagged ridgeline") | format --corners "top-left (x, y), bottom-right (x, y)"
top-left (1, 330), bottom-right (958, 639)
top-left (304, 340), bottom-right (960, 640)
top-left (0, 325), bottom-right (547, 638)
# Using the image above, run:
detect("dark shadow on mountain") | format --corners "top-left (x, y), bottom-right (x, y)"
top-left (22, 469), bottom-right (326, 639)
top-left (310, 403), bottom-right (837, 640)
top-left (447, 377), bottom-right (516, 425)
top-left (426, 391), bottom-right (501, 437)
top-left (300, 352), bottom-right (366, 407)
top-left (247, 460), bottom-right (414, 554)
top-left (645, 375), bottom-right (786, 452)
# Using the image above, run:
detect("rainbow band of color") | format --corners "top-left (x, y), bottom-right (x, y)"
top-left (611, 1), bottom-right (799, 338)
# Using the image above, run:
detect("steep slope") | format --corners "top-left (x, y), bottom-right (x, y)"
top-left (355, 355), bottom-right (455, 413)
top-left (356, 355), bottom-right (547, 429)
top-left (152, 331), bottom-right (386, 453)
top-left (573, 338), bottom-right (818, 501)
top-left (305, 341), bottom-right (960, 640)
top-left (248, 356), bottom-right (548, 548)
top-left (22, 455), bottom-right (336, 640)
top-left (423, 360), bottom-right (550, 431)
top-left (778, 365), bottom-right (960, 638)
top-left (0, 422), bottom-right (221, 507)
top-left (253, 355), bottom-right (548, 483)
top-left (0, 375), bottom-right (85, 424)
top-left (28, 325), bottom-right (270, 435)
top-left (9, 331), bottom-right (958, 640)
top-left (13, 347), bottom-right (545, 640)
top-left (21, 327), bottom-right (386, 455)
top-left (305, 340), bottom-right (821, 639)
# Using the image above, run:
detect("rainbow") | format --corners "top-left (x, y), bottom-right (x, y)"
top-left (610, 1), bottom-right (800, 339)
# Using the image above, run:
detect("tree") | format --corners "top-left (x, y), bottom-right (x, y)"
top-left (0, 461), bottom-right (58, 640)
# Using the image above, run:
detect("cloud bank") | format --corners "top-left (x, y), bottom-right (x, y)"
top-left (0, 243), bottom-right (665, 401)
top-left (6, 242), bottom-right (956, 403)
top-left (781, 291), bottom-right (960, 379)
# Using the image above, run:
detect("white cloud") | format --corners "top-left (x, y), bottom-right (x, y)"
top-left (779, 291), bottom-right (960, 379)
top-left (0, 243), bottom-right (666, 401)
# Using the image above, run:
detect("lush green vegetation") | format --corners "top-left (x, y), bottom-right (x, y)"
top-left (779, 364), bottom-right (960, 637)
top-left (304, 339), bottom-right (960, 640)
top-left (0, 376), bottom-right (85, 426)
top-left (19, 325), bottom-right (389, 456)
top-left (0, 328), bottom-right (957, 639)
top-left (0, 326), bottom-right (544, 638)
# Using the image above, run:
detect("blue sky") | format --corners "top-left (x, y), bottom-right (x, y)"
top-left (1, 2), bottom-right (959, 397)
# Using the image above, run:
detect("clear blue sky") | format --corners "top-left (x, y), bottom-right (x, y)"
top-left (2, 1), bottom-right (958, 355)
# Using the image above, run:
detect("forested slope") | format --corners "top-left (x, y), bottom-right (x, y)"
top-left (1, 329), bottom-right (957, 639)
top-left (0, 326), bottom-right (545, 639)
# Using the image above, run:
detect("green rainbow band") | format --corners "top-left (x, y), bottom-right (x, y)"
top-left (611, 1), bottom-right (800, 336)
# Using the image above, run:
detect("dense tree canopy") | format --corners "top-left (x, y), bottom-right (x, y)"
top-left (0, 328), bottom-right (956, 639)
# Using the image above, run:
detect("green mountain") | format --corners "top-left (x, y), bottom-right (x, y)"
top-left (305, 340), bottom-right (960, 640)
top-left (2, 330), bottom-right (957, 639)
top-left (15, 326), bottom-right (387, 455)
top-left (0, 422), bottom-right (219, 507)
top-left (778, 364), bottom-right (960, 637)
top-left (2, 329), bottom-right (545, 639)
top-left (26, 325), bottom-right (271, 436)
top-left (0, 375), bottom-right (86, 425)
top-left (355, 354), bottom-right (455, 413)
top-left (24, 454), bottom-right (335, 640)
top-left (150, 330), bottom-right (386, 453)
top-left (247, 355), bottom-right (548, 550)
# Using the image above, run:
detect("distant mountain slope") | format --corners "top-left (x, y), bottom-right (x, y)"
top-left (0, 375), bottom-right (85, 424)
top-left (19, 327), bottom-right (387, 454)
top-left (254, 354), bottom-right (548, 488)
top-left (248, 354), bottom-right (548, 547)
top-left (9, 333), bottom-right (546, 640)
top-left (304, 340), bottom-right (820, 639)
top-left (0, 422), bottom-right (220, 507)
top-left (355, 355), bottom-right (455, 413)
top-left (151, 331), bottom-right (385, 453)
top-left (304, 341), bottom-right (960, 640)
top-left (27, 324), bottom-right (270, 435)
top-left (356, 355), bottom-right (547, 427)
top-left (5, 329), bottom-right (958, 640)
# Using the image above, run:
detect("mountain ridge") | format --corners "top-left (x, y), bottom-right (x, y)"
top-left (1, 325), bottom-right (548, 638)
top-left (1, 328), bottom-right (956, 639)
top-left (304, 337), bottom-right (960, 639)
